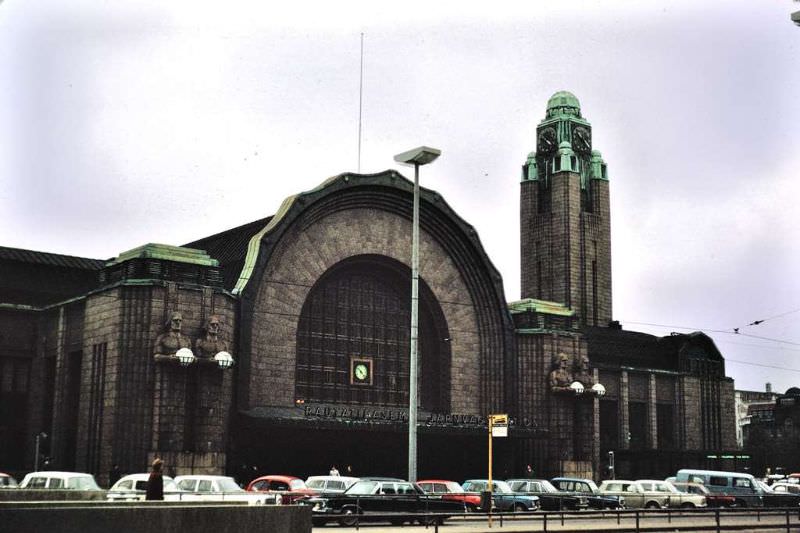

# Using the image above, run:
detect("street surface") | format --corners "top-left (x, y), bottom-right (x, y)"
top-left (312, 509), bottom-right (800, 532)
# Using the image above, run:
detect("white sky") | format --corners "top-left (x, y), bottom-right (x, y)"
top-left (1, 0), bottom-right (798, 393)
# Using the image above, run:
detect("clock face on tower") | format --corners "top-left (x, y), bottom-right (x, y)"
top-left (351, 357), bottom-right (373, 385)
top-left (572, 125), bottom-right (591, 153)
top-left (537, 127), bottom-right (557, 153)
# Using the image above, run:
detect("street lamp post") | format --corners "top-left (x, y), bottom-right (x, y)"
top-left (393, 146), bottom-right (441, 483)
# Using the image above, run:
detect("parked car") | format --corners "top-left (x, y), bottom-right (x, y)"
top-left (301, 477), bottom-right (464, 527)
top-left (671, 482), bottom-right (736, 508)
top-left (19, 471), bottom-right (101, 490)
top-left (417, 479), bottom-right (481, 511)
top-left (107, 473), bottom-right (182, 501)
top-left (597, 480), bottom-right (669, 509)
top-left (771, 482), bottom-right (800, 494)
top-left (305, 475), bottom-right (360, 495)
top-left (461, 479), bottom-right (540, 512)
top-left (0, 472), bottom-right (18, 488)
top-left (507, 478), bottom-right (588, 511)
top-left (246, 474), bottom-right (315, 504)
top-left (551, 477), bottom-right (625, 509)
top-left (675, 469), bottom-right (763, 508)
top-left (636, 479), bottom-right (706, 508)
top-left (174, 475), bottom-right (280, 504)
top-left (756, 480), bottom-right (800, 508)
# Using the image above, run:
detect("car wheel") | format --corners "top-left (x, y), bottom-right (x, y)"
top-left (513, 503), bottom-right (527, 512)
top-left (645, 501), bottom-right (660, 509)
top-left (680, 502), bottom-right (695, 509)
top-left (338, 508), bottom-right (358, 527)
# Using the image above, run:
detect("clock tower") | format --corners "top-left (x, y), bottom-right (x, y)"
top-left (520, 91), bottom-right (611, 327)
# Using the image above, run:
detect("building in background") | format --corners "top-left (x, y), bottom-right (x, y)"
top-left (0, 93), bottom-right (739, 484)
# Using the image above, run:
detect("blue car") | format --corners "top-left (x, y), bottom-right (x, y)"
top-left (462, 479), bottom-right (540, 512)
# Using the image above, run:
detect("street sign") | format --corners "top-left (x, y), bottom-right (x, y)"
top-left (489, 413), bottom-right (508, 438)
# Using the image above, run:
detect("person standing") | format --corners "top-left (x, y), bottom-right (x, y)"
top-left (525, 464), bottom-right (534, 479)
top-left (146, 458), bottom-right (164, 501)
top-left (329, 465), bottom-right (340, 476)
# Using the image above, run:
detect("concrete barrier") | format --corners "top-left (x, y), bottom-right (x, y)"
top-left (0, 502), bottom-right (311, 533)
top-left (0, 489), bottom-right (106, 501)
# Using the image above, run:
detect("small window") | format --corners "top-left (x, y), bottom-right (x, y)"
top-left (271, 481), bottom-right (290, 491)
top-left (709, 477), bottom-right (728, 487)
top-left (734, 478), bottom-right (751, 489)
top-left (50, 478), bottom-right (64, 489)
top-left (329, 481), bottom-right (345, 491)
top-left (134, 481), bottom-right (148, 491)
top-left (118, 480), bottom-right (133, 490)
top-left (433, 483), bottom-right (447, 493)
top-left (29, 477), bottom-right (47, 488)
top-left (198, 480), bottom-right (213, 492)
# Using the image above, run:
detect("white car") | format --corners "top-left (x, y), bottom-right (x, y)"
top-left (107, 473), bottom-right (182, 501)
top-left (636, 479), bottom-right (706, 508)
top-left (174, 475), bottom-right (281, 505)
top-left (19, 471), bottom-right (101, 490)
top-left (305, 475), bottom-right (360, 494)
top-left (597, 480), bottom-right (669, 509)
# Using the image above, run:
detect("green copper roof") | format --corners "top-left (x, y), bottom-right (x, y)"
top-left (508, 298), bottom-right (575, 317)
top-left (107, 243), bottom-right (219, 267)
top-left (547, 91), bottom-right (581, 111)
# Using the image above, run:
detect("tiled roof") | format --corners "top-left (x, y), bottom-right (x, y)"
top-left (0, 246), bottom-right (105, 270)
top-left (0, 246), bottom-right (105, 306)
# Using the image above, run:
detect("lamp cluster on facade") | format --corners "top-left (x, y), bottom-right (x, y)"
top-left (569, 381), bottom-right (606, 396)
top-left (157, 348), bottom-right (235, 369)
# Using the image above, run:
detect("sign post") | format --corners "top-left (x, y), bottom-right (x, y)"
top-left (487, 414), bottom-right (508, 527)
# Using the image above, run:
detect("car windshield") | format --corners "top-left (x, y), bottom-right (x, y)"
top-left (67, 476), bottom-right (100, 490)
top-left (289, 479), bottom-right (306, 490)
top-left (539, 480), bottom-right (559, 493)
top-left (346, 481), bottom-right (380, 495)
top-left (444, 481), bottom-right (464, 493)
top-left (306, 479), bottom-right (325, 489)
top-left (216, 477), bottom-right (243, 492)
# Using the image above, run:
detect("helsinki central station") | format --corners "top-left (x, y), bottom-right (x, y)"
top-left (0, 92), bottom-right (740, 485)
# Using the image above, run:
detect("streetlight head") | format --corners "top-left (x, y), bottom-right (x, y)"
top-left (394, 146), bottom-right (441, 166)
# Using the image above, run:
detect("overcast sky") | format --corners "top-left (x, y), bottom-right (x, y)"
top-left (1, 0), bottom-right (798, 393)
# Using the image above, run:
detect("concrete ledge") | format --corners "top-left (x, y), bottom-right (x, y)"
top-left (0, 489), bottom-right (106, 501)
top-left (0, 502), bottom-right (310, 533)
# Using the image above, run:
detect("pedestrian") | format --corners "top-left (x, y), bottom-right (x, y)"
top-left (109, 464), bottom-right (122, 486)
top-left (329, 465), bottom-right (340, 476)
top-left (345, 465), bottom-right (353, 476)
top-left (525, 464), bottom-right (534, 479)
top-left (145, 458), bottom-right (164, 501)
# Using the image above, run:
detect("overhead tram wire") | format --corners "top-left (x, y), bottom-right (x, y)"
top-left (622, 320), bottom-right (800, 347)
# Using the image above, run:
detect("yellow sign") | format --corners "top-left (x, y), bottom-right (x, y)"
top-left (489, 414), bottom-right (508, 425)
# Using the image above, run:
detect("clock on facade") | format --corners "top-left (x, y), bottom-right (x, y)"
top-left (572, 125), bottom-right (591, 152)
top-left (537, 127), bottom-right (557, 153)
top-left (350, 357), bottom-right (373, 385)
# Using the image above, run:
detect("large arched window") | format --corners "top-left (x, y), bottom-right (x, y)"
top-left (295, 255), bottom-right (450, 411)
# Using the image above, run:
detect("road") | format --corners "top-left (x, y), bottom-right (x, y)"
top-left (312, 509), bottom-right (800, 532)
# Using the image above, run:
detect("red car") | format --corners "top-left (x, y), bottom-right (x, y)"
top-left (246, 475), bottom-right (316, 504)
top-left (418, 479), bottom-right (481, 511)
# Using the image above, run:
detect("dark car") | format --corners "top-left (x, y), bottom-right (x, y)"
top-left (507, 478), bottom-right (588, 511)
top-left (302, 477), bottom-right (464, 526)
top-left (551, 477), bottom-right (625, 509)
top-left (757, 480), bottom-right (800, 508)
top-left (461, 479), bottom-right (540, 512)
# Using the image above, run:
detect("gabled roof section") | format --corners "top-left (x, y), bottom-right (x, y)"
top-left (184, 216), bottom-right (272, 290)
top-left (0, 246), bottom-right (104, 306)
top-left (584, 326), bottom-right (725, 373)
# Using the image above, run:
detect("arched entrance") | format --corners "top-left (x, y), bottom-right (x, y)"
top-left (295, 254), bottom-right (451, 413)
